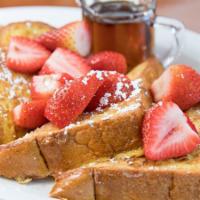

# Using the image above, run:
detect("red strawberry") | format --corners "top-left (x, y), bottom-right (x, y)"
top-left (35, 29), bottom-right (58, 51)
top-left (142, 101), bottom-right (200, 161)
top-left (36, 21), bottom-right (91, 56)
top-left (40, 48), bottom-right (91, 78)
top-left (86, 71), bottom-right (134, 111)
top-left (45, 71), bottom-right (103, 128)
top-left (87, 51), bottom-right (127, 74)
top-left (151, 65), bottom-right (200, 110)
top-left (13, 100), bottom-right (47, 129)
top-left (6, 37), bottom-right (51, 74)
top-left (31, 74), bottom-right (72, 101)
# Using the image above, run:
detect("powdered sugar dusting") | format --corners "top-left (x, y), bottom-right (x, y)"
top-left (0, 49), bottom-right (31, 139)
top-left (87, 70), bottom-right (108, 81)
top-left (118, 102), bottom-right (141, 113)
top-left (25, 21), bottom-right (32, 28)
top-left (64, 123), bottom-right (77, 135)
top-left (96, 107), bottom-right (104, 112)
top-left (99, 92), bottom-right (112, 107)
top-left (82, 76), bottom-right (89, 85)
top-left (87, 119), bottom-right (94, 127)
top-left (115, 81), bottom-right (127, 100)
top-left (131, 79), bottom-right (143, 89)
top-left (102, 114), bottom-right (113, 120)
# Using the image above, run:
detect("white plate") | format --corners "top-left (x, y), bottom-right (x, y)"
top-left (0, 6), bottom-right (200, 200)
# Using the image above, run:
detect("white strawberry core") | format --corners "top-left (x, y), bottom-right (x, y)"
top-left (75, 22), bottom-right (91, 57)
top-left (13, 104), bottom-right (22, 122)
top-left (34, 75), bottom-right (61, 93)
top-left (151, 68), bottom-right (171, 102)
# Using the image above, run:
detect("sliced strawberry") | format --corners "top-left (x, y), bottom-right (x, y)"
top-left (151, 64), bottom-right (200, 110)
top-left (185, 114), bottom-right (198, 133)
top-left (36, 21), bottom-right (91, 56)
top-left (13, 100), bottom-right (47, 129)
top-left (45, 71), bottom-right (103, 128)
top-left (35, 29), bottom-right (58, 51)
top-left (87, 51), bottom-right (127, 74)
top-left (6, 37), bottom-right (51, 74)
top-left (31, 74), bottom-right (72, 101)
top-left (142, 101), bottom-right (200, 161)
top-left (40, 48), bottom-right (91, 78)
top-left (86, 71), bottom-right (134, 111)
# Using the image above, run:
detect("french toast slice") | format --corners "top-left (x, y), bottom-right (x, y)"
top-left (0, 57), bottom-right (163, 180)
top-left (187, 103), bottom-right (200, 134)
top-left (50, 80), bottom-right (200, 200)
top-left (0, 86), bottom-right (151, 180)
top-left (37, 87), bottom-right (151, 174)
top-left (0, 21), bottom-right (54, 50)
top-left (0, 21), bottom-right (55, 144)
top-left (0, 50), bottom-right (31, 144)
top-left (127, 56), bottom-right (164, 89)
top-left (50, 148), bottom-right (200, 200)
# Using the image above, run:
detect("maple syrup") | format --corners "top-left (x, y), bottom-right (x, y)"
top-left (83, 1), bottom-right (155, 71)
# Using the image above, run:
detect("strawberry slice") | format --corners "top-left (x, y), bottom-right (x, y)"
top-left (6, 37), bottom-right (51, 74)
top-left (13, 100), bottom-right (47, 129)
top-left (45, 71), bottom-right (103, 128)
top-left (40, 48), bottom-right (91, 78)
top-left (35, 29), bottom-right (58, 51)
top-left (142, 101), bottom-right (200, 161)
top-left (87, 51), bottom-right (127, 74)
top-left (31, 74), bottom-right (72, 101)
top-left (86, 71), bottom-right (134, 111)
top-left (36, 21), bottom-right (91, 56)
top-left (151, 64), bottom-right (200, 110)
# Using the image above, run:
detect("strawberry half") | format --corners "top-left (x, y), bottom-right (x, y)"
top-left (13, 100), bottom-right (47, 129)
top-left (45, 71), bottom-right (103, 128)
top-left (86, 71), bottom-right (134, 111)
top-left (151, 64), bottom-right (200, 110)
top-left (35, 29), bottom-right (58, 51)
top-left (40, 48), bottom-right (91, 78)
top-left (36, 21), bottom-right (91, 56)
top-left (6, 37), bottom-right (51, 74)
top-left (30, 74), bottom-right (72, 101)
top-left (87, 51), bottom-right (127, 74)
top-left (142, 101), bottom-right (200, 161)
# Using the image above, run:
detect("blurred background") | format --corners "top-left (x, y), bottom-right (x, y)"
top-left (0, 0), bottom-right (199, 32)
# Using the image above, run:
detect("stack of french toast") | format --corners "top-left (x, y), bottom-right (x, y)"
top-left (0, 20), bottom-right (200, 200)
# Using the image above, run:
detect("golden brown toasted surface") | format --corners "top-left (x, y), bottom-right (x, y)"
top-left (0, 86), bottom-right (152, 180)
top-left (0, 135), bottom-right (49, 180)
top-left (187, 103), bottom-right (200, 134)
top-left (37, 87), bottom-right (152, 174)
top-left (50, 148), bottom-right (200, 200)
top-left (0, 21), bottom-right (54, 144)
top-left (0, 58), bottom-right (163, 180)
top-left (127, 57), bottom-right (164, 89)
top-left (0, 123), bottom-right (59, 180)
top-left (0, 50), bottom-right (31, 144)
top-left (0, 21), bottom-right (54, 50)
top-left (51, 168), bottom-right (95, 200)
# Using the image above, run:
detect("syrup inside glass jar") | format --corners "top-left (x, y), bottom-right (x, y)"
top-left (83, 1), bottom-right (155, 71)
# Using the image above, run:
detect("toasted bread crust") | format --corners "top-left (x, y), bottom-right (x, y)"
top-left (50, 150), bottom-right (200, 200)
top-left (127, 57), bottom-right (164, 89)
top-left (37, 88), bottom-right (152, 174)
top-left (51, 168), bottom-right (95, 200)
top-left (0, 136), bottom-right (49, 179)
top-left (187, 103), bottom-right (200, 134)
top-left (0, 50), bottom-right (31, 144)
top-left (0, 86), bottom-right (152, 179)
top-left (0, 58), bottom-right (163, 180)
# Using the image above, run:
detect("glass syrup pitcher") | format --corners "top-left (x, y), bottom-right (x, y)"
top-left (79, 0), bottom-right (184, 71)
